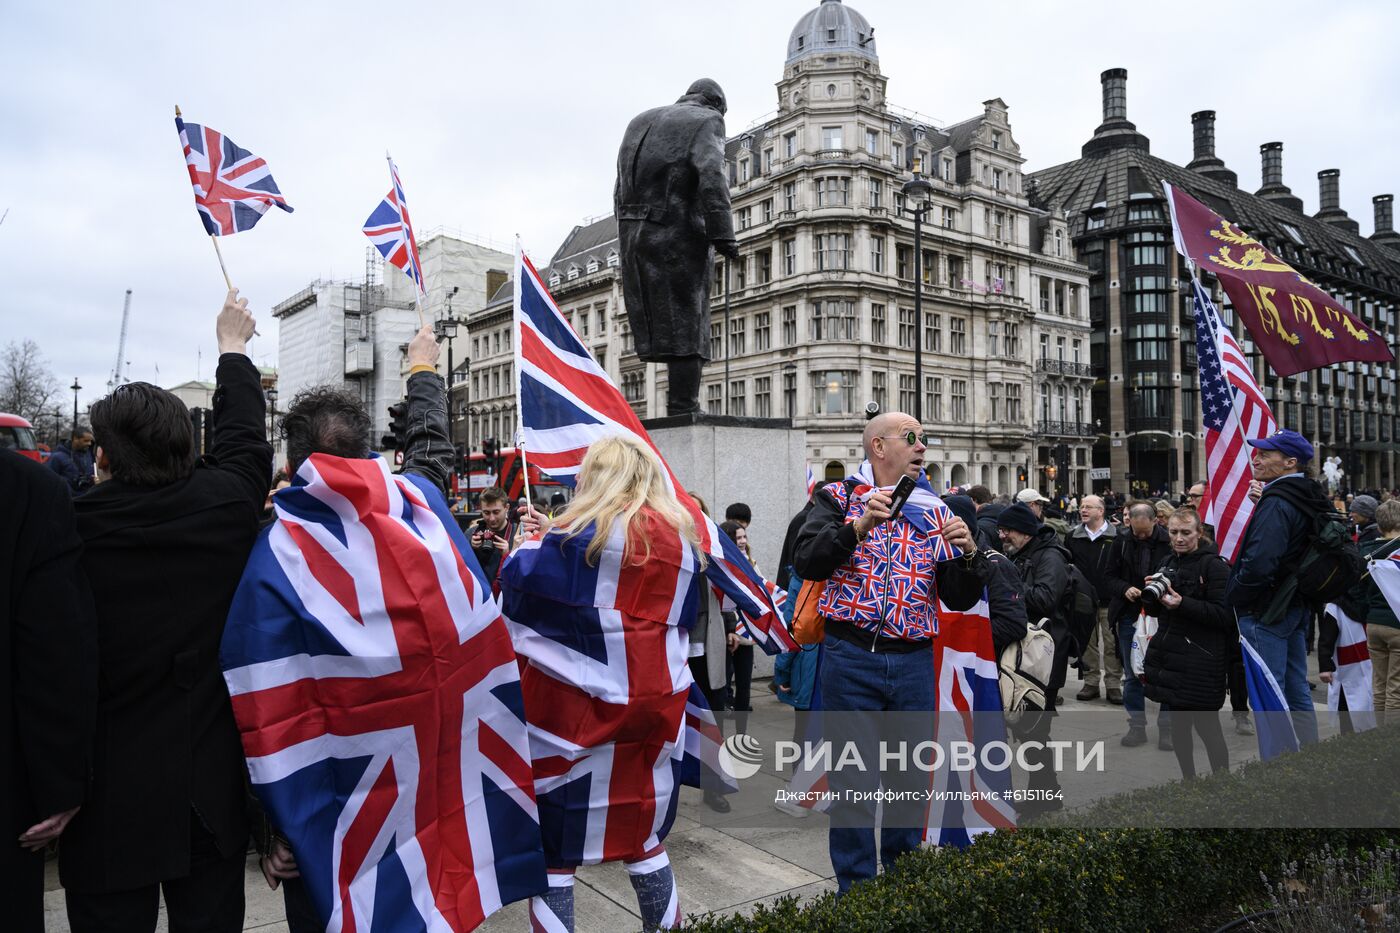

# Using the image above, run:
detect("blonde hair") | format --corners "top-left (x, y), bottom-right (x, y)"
top-left (554, 434), bottom-right (706, 569)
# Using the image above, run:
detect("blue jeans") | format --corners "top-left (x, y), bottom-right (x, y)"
top-left (1238, 608), bottom-right (1320, 746)
top-left (1116, 617), bottom-right (1170, 730)
top-left (819, 635), bottom-right (936, 894)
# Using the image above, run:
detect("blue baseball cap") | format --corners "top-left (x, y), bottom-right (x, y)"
top-left (1247, 429), bottom-right (1314, 463)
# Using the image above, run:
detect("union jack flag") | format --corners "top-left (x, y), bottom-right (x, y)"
top-left (512, 248), bottom-right (796, 654)
top-left (1373, 549), bottom-right (1400, 621)
top-left (1187, 276), bottom-right (1276, 563)
top-left (363, 156), bottom-right (426, 297)
top-left (923, 595), bottom-right (1016, 847)
top-left (805, 464), bottom-right (817, 499)
top-left (174, 112), bottom-right (292, 236)
top-left (220, 455), bottom-right (545, 931)
top-left (1322, 602), bottom-right (1374, 729)
top-left (501, 512), bottom-right (698, 867)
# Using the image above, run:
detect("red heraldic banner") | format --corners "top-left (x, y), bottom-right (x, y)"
top-left (1165, 182), bottom-right (1393, 377)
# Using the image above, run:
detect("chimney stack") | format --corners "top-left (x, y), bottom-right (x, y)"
top-left (1186, 110), bottom-right (1237, 187)
top-left (1315, 169), bottom-right (1359, 234)
top-left (1081, 68), bottom-right (1150, 157)
top-left (1372, 194), bottom-right (1400, 250)
top-left (1255, 142), bottom-right (1303, 213)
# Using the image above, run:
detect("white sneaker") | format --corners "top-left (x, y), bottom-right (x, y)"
top-left (773, 797), bottom-right (809, 819)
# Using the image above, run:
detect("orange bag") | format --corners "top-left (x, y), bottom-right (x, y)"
top-left (791, 577), bottom-right (827, 645)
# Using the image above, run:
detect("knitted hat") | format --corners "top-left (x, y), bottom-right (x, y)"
top-left (997, 502), bottom-right (1041, 535)
top-left (1350, 494), bottom-right (1379, 521)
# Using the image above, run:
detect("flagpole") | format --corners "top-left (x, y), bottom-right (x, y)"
top-left (386, 150), bottom-right (427, 328)
top-left (210, 236), bottom-right (233, 290)
top-left (512, 235), bottom-right (533, 512)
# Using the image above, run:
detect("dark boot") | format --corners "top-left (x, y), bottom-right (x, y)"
top-left (666, 357), bottom-right (704, 416)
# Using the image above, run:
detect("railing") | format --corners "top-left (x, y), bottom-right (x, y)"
top-left (1035, 358), bottom-right (1094, 376)
top-left (815, 148), bottom-right (852, 161)
top-left (1036, 420), bottom-right (1097, 437)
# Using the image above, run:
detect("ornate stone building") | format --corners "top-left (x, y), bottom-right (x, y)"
top-left (1030, 69), bottom-right (1400, 494)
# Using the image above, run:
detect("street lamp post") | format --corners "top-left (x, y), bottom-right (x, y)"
top-left (901, 167), bottom-right (935, 425)
top-left (265, 387), bottom-right (279, 442)
top-left (435, 286), bottom-right (461, 448)
top-left (70, 378), bottom-right (81, 437)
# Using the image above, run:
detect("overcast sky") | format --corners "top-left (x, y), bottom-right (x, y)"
top-left (4, 0), bottom-right (1396, 413)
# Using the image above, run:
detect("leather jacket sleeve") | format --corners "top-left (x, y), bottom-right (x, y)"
top-left (1023, 547), bottom-right (1069, 623)
top-left (400, 370), bottom-right (454, 496)
top-left (792, 486), bottom-right (860, 581)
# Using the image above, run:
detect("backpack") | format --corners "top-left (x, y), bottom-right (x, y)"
top-left (1062, 563), bottom-right (1099, 657)
top-left (998, 617), bottom-right (1056, 727)
top-left (1259, 498), bottom-right (1366, 625)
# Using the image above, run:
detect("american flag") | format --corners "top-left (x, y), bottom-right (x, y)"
top-left (175, 113), bottom-right (292, 236)
top-left (923, 595), bottom-right (1016, 847)
top-left (1190, 278), bottom-right (1276, 563)
top-left (363, 156), bottom-right (426, 297)
top-left (221, 455), bottom-right (545, 931)
top-left (501, 512), bottom-right (697, 867)
top-left (512, 248), bottom-right (797, 654)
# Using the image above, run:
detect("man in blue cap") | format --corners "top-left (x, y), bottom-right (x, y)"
top-left (1226, 429), bottom-right (1325, 745)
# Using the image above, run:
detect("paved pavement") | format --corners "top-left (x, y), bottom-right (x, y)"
top-left (42, 661), bottom-right (1336, 932)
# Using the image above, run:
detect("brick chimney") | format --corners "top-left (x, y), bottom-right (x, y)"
top-left (1081, 68), bottom-right (1150, 157)
top-left (1255, 142), bottom-right (1303, 213)
top-left (1314, 169), bottom-right (1359, 234)
top-left (1185, 110), bottom-right (1236, 187)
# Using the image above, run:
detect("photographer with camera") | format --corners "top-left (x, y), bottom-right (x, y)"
top-left (1140, 509), bottom-right (1232, 780)
top-left (469, 486), bottom-right (516, 595)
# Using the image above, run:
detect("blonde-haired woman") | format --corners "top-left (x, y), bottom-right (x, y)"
top-left (502, 433), bottom-right (705, 933)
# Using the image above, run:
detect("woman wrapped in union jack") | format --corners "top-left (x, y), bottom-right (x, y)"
top-left (501, 434), bottom-right (708, 932)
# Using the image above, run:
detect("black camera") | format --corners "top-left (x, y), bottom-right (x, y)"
top-left (1140, 570), bottom-right (1175, 608)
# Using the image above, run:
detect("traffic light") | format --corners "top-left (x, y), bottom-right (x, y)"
top-left (381, 401), bottom-right (408, 450)
top-left (1017, 465), bottom-right (1028, 485)
top-left (482, 437), bottom-right (498, 460)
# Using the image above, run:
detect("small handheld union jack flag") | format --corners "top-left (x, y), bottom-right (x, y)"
top-left (174, 109), bottom-right (292, 236)
top-left (363, 155), bottom-right (427, 298)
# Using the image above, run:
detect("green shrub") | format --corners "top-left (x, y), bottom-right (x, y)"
top-left (683, 724), bottom-right (1400, 932)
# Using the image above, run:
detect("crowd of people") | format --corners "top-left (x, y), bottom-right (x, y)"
top-left (6, 290), bottom-right (1397, 931)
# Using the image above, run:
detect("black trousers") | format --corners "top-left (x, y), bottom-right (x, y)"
top-left (1169, 711), bottom-right (1230, 779)
top-left (281, 875), bottom-right (322, 933)
top-left (65, 814), bottom-right (246, 933)
top-left (725, 645), bottom-right (754, 735)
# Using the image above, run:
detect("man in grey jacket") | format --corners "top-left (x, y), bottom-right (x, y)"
top-left (1066, 495), bottom-right (1120, 703)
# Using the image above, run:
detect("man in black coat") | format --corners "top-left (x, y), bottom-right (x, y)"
top-left (615, 78), bottom-right (739, 415)
top-left (1105, 501), bottom-right (1173, 748)
top-left (1065, 494), bottom-right (1121, 703)
top-left (2, 450), bottom-right (98, 932)
top-left (61, 289), bottom-right (272, 932)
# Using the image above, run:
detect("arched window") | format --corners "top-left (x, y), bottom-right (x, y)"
top-left (997, 465), bottom-right (1009, 493)
top-left (1054, 228), bottom-right (1064, 257)
top-left (824, 459), bottom-right (845, 482)
top-left (980, 465), bottom-right (991, 487)
top-left (950, 464), bottom-right (966, 488)
top-left (926, 463), bottom-right (942, 489)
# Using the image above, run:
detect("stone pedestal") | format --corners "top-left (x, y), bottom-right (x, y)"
top-left (645, 414), bottom-right (808, 678)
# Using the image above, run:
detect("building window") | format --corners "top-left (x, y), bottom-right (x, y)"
top-left (729, 380), bottom-right (746, 416)
top-left (991, 130), bottom-right (1003, 150)
top-left (738, 160), bottom-right (750, 183)
top-left (946, 255), bottom-right (963, 285)
top-left (782, 238), bottom-right (797, 275)
top-left (988, 319), bottom-right (1000, 357)
top-left (898, 373), bottom-right (915, 412)
top-left (578, 310), bottom-right (589, 337)
top-left (814, 176), bottom-right (850, 207)
top-left (951, 380), bottom-right (968, 423)
top-left (897, 244), bottom-right (912, 280)
top-left (710, 322), bottom-right (722, 358)
top-left (1005, 322), bottom-right (1020, 359)
top-left (871, 303), bottom-right (886, 344)
top-left (736, 206), bottom-right (751, 230)
top-left (872, 370), bottom-right (888, 411)
top-left (942, 206), bottom-right (957, 229)
top-left (754, 311), bottom-right (771, 350)
top-left (942, 158), bottom-right (953, 181)
top-left (929, 377), bottom-right (943, 420)
top-left (810, 300), bottom-right (857, 341)
top-left (922, 248), bottom-right (937, 285)
top-left (761, 198), bottom-right (773, 223)
top-left (949, 316), bottom-right (966, 355)
top-left (892, 141), bottom-right (903, 167)
top-left (1007, 383), bottom-right (1023, 422)
top-left (782, 305), bottom-right (797, 344)
top-left (865, 128), bottom-right (879, 154)
top-left (567, 264), bottom-right (580, 281)
top-left (869, 178), bottom-right (883, 209)
top-left (926, 312), bottom-right (942, 352)
top-left (1054, 228), bottom-right (1064, 257)
top-left (822, 126), bottom-right (843, 150)
top-left (1126, 203), bottom-right (1163, 223)
top-left (621, 371), bottom-right (645, 402)
top-left (706, 384), bottom-right (722, 415)
top-left (755, 376), bottom-right (772, 418)
top-left (897, 307), bottom-right (915, 349)
top-left (815, 232), bottom-right (850, 270)
top-left (811, 370), bottom-right (857, 414)
top-left (784, 131), bottom-right (798, 158)
top-left (735, 257), bottom-right (748, 290)
top-left (783, 370), bottom-right (797, 417)
top-left (783, 181), bottom-right (797, 212)
top-left (870, 236), bottom-right (885, 273)
top-left (762, 148), bottom-right (773, 173)
top-left (728, 316), bottom-right (746, 356)
top-left (992, 168), bottom-right (1004, 190)
top-left (757, 249), bottom-right (772, 283)
top-left (989, 382), bottom-right (1002, 420)
top-left (992, 210), bottom-right (1005, 241)
top-left (606, 250), bottom-right (619, 268)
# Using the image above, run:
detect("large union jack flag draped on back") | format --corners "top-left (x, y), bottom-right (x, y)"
top-left (512, 249), bottom-right (796, 654)
top-left (174, 112), bottom-right (292, 236)
top-left (1187, 276), bottom-right (1276, 563)
top-left (501, 511), bottom-right (702, 867)
top-left (923, 595), bottom-right (1016, 847)
top-left (220, 455), bottom-right (545, 932)
top-left (363, 156), bottom-right (427, 298)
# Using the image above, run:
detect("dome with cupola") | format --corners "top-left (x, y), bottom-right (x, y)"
top-left (786, 0), bottom-right (877, 65)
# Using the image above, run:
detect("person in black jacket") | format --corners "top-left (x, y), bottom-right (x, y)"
top-left (61, 290), bottom-right (272, 932)
top-left (46, 428), bottom-right (96, 495)
top-left (2, 450), bottom-right (98, 932)
top-left (1226, 430), bottom-right (1324, 747)
top-left (1066, 495), bottom-right (1121, 703)
top-left (1105, 502), bottom-right (1174, 748)
top-left (946, 496), bottom-right (1027, 655)
top-left (1142, 509), bottom-right (1232, 779)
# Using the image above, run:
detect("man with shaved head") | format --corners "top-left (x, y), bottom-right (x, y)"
top-left (795, 411), bottom-right (987, 894)
top-left (1104, 501), bottom-right (1173, 747)
top-left (1066, 494), bottom-right (1120, 703)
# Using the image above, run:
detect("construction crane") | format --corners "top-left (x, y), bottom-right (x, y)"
top-left (108, 289), bottom-right (133, 391)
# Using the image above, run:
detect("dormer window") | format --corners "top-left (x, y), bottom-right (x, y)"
top-left (991, 130), bottom-right (1003, 151)
top-left (586, 259), bottom-right (599, 274)
top-left (549, 274), bottom-right (561, 287)
top-left (606, 250), bottom-right (620, 268)
top-left (567, 264), bottom-right (580, 281)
